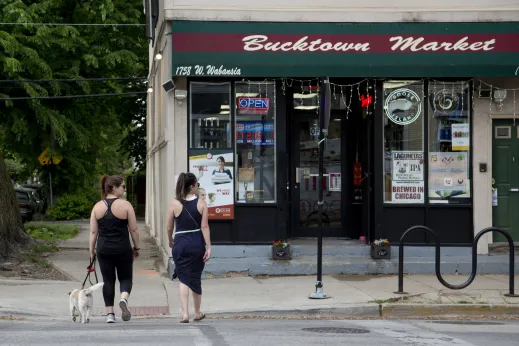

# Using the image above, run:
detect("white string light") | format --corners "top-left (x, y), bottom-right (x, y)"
top-left (514, 89), bottom-right (517, 126)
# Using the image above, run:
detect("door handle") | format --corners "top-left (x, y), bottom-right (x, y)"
top-left (510, 188), bottom-right (519, 192)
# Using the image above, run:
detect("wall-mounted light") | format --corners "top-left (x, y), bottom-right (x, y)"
top-left (155, 51), bottom-right (162, 60)
top-left (147, 86), bottom-right (153, 93)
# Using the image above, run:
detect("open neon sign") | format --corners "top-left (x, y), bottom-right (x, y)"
top-left (237, 97), bottom-right (270, 114)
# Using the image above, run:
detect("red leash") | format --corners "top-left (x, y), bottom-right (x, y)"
top-left (81, 254), bottom-right (99, 289)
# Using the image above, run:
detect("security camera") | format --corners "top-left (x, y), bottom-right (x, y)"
top-left (162, 79), bottom-right (175, 92)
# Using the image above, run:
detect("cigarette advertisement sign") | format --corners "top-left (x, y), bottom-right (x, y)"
top-left (189, 151), bottom-right (234, 219)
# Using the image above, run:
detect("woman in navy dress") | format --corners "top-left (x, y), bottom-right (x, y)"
top-left (167, 172), bottom-right (211, 323)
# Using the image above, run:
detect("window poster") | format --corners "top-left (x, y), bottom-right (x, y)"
top-left (392, 151), bottom-right (424, 181)
top-left (391, 151), bottom-right (425, 204)
top-left (429, 151), bottom-right (469, 202)
top-left (329, 173), bottom-right (341, 192)
top-left (189, 151), bottom-right (234, 219)
top-left (392, 181), bottom-right (424, 203)
top-left (451, 123), bottom-right (470, 151)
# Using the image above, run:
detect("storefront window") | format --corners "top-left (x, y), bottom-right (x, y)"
top-left (383, 81), bottom-right (425, 204)
top-left (189, 82), bottom-right (232, 149)
top-left (428, 81), bottom-right (471, 204)
top-left (235, 81), bottom-right (276, 203)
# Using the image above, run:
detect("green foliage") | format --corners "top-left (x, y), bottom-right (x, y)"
top-left (0, 0), bottom-right (147, 193)
top-left (24, 221), bottom-right (81, 241)
top-left (46, 194), bottom-right (94, 220)
top-left (4, 157), bottom-right (26, 182)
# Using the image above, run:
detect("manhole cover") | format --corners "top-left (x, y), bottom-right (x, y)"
top-left (431, 321), bottom-right (505, 325)
top-left (302, 327), bottom-right (370, 334)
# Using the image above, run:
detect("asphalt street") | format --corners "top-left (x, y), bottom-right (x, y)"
top-left (1, 318), bottom-right (519, 345)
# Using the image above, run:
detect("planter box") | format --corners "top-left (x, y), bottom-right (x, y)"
top-left (370, 245), bottom-right (391, 259)
top-left (272, 246), bottom-right (291, 260)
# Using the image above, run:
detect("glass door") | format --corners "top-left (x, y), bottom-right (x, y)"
top-left (292, 113), bottom-right (344, 237)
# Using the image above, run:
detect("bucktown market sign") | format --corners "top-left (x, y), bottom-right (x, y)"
top-left (171, 21), bottom-right (519, 77)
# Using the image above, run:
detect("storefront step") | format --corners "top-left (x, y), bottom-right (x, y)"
top-left (291, 245), bottom-right (473, 258)
top-left (207, 245), bottom-right (473, 259)
top-left (168, 255), bottom-right (519, 279)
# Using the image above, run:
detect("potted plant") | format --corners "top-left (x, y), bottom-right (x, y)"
top-left (272, 239), bottom-right (291, 260)
top-left (370, 239), bottom-right (391, 259)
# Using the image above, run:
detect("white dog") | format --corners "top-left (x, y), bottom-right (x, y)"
top-left (69, 282), bottom-right (104, 323)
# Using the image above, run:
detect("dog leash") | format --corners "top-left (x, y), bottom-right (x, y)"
top-left (81, 254), bottom-right (99, 289)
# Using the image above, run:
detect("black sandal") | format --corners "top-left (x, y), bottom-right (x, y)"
top-left (180, 319), bottom-right (189, 323)
top-left (193, 313), bottom-right (206, 322)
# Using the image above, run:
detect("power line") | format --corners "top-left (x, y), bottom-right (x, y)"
top-left (0, 22), bottom-right (145, 26)
top-left (0, 77), bottom-right (146, 83)
top-left (0, 91), bottom-right (148, 101)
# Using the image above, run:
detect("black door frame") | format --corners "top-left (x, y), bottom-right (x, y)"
top-left (289, 111), bottom-right (347, 237)
top-left (284, 79), bottom-right (375, 240)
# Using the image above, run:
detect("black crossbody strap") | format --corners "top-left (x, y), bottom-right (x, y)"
top-left (178, 199), bottom-right (200, 228)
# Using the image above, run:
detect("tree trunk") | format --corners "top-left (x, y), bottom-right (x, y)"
top-left (0, 152), bottom-right (29, 259)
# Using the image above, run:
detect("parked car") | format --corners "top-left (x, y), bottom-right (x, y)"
top-left (15, 187), bottom-right (40, 222)
top-left (21, 183), bottom-right (48, 214)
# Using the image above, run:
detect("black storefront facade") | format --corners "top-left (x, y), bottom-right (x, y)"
top-left (172, 20), bottom-right (519, 247)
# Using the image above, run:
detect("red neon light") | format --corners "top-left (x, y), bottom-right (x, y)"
top-left (360, 94), bottom-right (373, 108)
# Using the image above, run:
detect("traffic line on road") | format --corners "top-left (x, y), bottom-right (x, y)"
top-left (0, 327), bottom-right (213, 345)
top-left (348, 320), bottom-right (476, 346)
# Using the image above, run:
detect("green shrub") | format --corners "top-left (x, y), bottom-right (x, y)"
top-left (46, 194), bottom-right (94, 220)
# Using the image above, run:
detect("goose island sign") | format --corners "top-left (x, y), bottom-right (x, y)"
top-left (171, 21), bottom-right (519, 77)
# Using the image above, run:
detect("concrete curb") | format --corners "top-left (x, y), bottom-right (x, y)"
top-left (4, 304), bottom-right (519, 321)
top-left (204, 305), bottom-right (381, 319)
top-left (381, 303), bottom-right (519, 318)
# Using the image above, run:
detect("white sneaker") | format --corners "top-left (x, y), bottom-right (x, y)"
top-left (119, 298), bottom-right (131, 321)
top-left (106, 313), bottom-right (116, 323)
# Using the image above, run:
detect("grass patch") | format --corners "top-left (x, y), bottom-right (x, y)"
top-left (457, 300), bottom-right (471, 304)
top-left (22, 222), bottom-right (80, 262)
top-left (24, 255), bottom-right (51, 268)
top-left (32, 244), bottom-right (58, 254)
top-left (24, 222), bottom-right (80, 243)
top-left (373, 296), bottom-right (410, 304)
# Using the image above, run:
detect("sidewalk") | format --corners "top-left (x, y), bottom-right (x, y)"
top-left (1, 222), bottom-right (519, 321)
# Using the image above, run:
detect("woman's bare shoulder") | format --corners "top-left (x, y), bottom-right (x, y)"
top-left (93, 200), bottom-right (106, 210)
top-left (169, 199), bottom-right (181, 207)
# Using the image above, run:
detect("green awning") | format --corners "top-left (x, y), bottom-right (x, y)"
top-left (171, 21), bottom-right (519, 78)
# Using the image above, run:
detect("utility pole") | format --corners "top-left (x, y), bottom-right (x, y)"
top-left (309, 76), bottom-right (331, 300)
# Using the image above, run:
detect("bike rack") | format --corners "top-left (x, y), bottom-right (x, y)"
top-left (394, 225), bottom-right (519, 297)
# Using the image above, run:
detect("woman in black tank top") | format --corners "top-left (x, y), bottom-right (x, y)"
top-left (89, 175), bottom-right (140, 323)
top-left (167, 172), bottom-right (212, 323)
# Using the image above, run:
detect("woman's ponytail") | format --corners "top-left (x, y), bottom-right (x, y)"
top-left (175, 173), bottom-right (186, 200)
top-left (175, 172), bottom-right (198, 200)
top-left (100, 175), bottom-right (108, 199)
